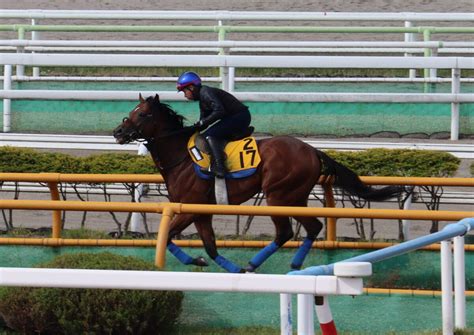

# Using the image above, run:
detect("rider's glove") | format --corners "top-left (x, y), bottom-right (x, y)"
top-left (193, 120), bottom-right (206, 131)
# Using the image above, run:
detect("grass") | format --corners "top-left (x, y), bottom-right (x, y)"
top-left (0, 227), bottom-right (111, 239)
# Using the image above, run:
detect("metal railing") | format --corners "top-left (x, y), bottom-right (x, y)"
top-left (1, 10), bottom-right (472, 21)
top-left (1, 199), bottom-right (471, 267)
top-left (1, 133), bottom-right (472, 158)
top-left (1, 172), bottom-right (473, 241)
top-left (1, 39), bottom-right (473, 56)
top-left (286, 217), bottom-right (473, 334)
top-left (1, 53), bottom-right (473, 139)
top-left (0, 170), bottom-right (472, 263)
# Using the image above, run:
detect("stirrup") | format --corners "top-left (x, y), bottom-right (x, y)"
top-left (212, 161), bottom-right (226, 178)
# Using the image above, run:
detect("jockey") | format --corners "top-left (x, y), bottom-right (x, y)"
top-left (177, 71), bottom-right (251, 178)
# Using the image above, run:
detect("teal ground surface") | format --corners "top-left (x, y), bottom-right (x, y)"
top-left (0, 245), bottom-right (472, 333)
top-left (0, 81), bottom-right (472, 136)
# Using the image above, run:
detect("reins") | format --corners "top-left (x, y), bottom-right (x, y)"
top-left (121, 99), bottom-right (197, 172)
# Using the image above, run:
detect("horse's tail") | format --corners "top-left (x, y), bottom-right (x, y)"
top-left (315, 149), bottom-right (403, 201)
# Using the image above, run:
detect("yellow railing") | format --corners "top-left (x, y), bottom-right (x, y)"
top-left (1, 173), bottom-right (472, 241)
top-left (0, 199), bottom-right (471, 268)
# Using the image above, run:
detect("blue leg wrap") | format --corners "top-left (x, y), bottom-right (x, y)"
top-left (249, 241), bottom-right (279, 269)
top-left (167, 242), bottom-right (194, 265)
top-left (214, 255), bottom-right (242, 273)
top-left (290, 237), bottom-right (315, 269)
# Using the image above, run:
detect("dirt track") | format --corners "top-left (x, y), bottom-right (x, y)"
top-left (2, 0), bottom-right (473, 13)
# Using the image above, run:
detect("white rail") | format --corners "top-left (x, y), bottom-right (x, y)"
top-left (1, 133), bottom-right (472, 158)
top-left (0, 267), bottom-right (364, 295)
top-left (1, 53), bottom-right (472, 68)
top-left (0, 10), bottom-right (472, 22)
top-left (0, 39), bottom-right (472, 56)
top-left (1, 53), bottom-right (473, 139)
top-left (286, 218), bottom-right (473, 334)
top-left (0, 262), bottom-right (368, 335)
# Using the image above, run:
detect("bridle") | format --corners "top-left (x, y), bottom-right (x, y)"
top-left (118, 108), bottom-right (195, 172)
top-left (119, 116), bottom-right (150, 143)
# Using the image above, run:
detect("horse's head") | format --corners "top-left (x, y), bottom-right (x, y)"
top-left (113, 93), bottom-right (185, 144)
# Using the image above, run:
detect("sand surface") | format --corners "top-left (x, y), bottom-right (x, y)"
top-left (2, 0), bottom-right (473, 12)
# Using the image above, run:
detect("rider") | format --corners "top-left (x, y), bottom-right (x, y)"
top-left (177, 71), bottom-right (251, 178)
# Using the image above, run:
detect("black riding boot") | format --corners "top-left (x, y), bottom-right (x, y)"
top-left (205, 136), bottom-right (226, 178)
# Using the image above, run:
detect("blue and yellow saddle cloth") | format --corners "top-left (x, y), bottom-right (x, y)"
top-left (187, 133), bottom-right (261, 180)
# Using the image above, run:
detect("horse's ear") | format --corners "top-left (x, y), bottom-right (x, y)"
top-left (154, 94), bottom-right (160, 102)
top-left (139, 93), bottom-right (145, 103)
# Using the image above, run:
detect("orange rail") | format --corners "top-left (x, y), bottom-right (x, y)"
top-left (1, 173), bottom-right (473, 241)
top-left (1, 173), bottom-right (472, 186)
top-left (0, 238), bottom-right (472, 252)
top-left (0, 199), bottom-right (472, 268)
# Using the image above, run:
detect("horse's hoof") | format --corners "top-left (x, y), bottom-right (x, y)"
top-left (290, 264), bottom-right (302, 270)
top-left (244, 264), bottom-right (256, 273)
top-left (192, 256), bottom-right (209, 267)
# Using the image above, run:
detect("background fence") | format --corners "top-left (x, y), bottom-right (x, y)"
top-left (0, 10), bottom-right (473, 138)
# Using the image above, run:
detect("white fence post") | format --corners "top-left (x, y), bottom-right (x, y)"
top-left (228, 66), bottom-right (235, 92)
top-left (453, 235), bottom-right (466, 329)
top-left (441, 240), bottom-right (454, 335)
top-left (402, 192), bottom-right (413, 240)
top-left (451, 68), bottom-right (461, 140)
top-left (16, 28), bottom-right (25, 77)
top-left (130, 143), bottom-right (149, 232)
top-left (32, 19), bottom-right (40, 78)
top-left (430, 47), bottom-right (439, 79)
top-left (404, 21), bottom-right (416, 79)
top-left (297, 294), bottom-right (314, 335)
top-left (3, 64), bottom-right (12, 132)
top-left (280, 293), bottom-right (293, 335)
top-left (218, 20), bottom-right (229, 91)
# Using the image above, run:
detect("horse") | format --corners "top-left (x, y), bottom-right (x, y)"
top-left (113, 94), bottom-right (403, 273)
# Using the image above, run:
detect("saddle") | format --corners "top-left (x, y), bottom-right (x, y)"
top-left (187, 127), bottom-right (261, 180)
top-left (195, 127), bottom-right (255, 154)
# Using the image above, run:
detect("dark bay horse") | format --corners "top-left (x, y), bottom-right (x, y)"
top-left (113, 94), bottom-right (402, 273)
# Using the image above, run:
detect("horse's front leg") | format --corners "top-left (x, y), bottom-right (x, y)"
top-left (245, 216), bottom-right (294, 272)
top-left (167, 214), bottom-right (209, 267)
top-left (194, 216), bottom-right (244, 273)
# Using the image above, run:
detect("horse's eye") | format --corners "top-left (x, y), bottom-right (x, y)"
top-left (122, 117), bottom-right (129, 123)
top-left (139, 112), bottom-right (151, 118)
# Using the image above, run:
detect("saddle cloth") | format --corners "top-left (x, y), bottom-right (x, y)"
top-left (187, 132), bottom-right (261, 179)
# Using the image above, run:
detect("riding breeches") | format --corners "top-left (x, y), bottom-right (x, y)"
top-left (202, 110), bottom-right (251, 140)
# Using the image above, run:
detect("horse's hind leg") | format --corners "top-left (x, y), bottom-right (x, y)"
top-left (290, 214), bottom-right (323, 270)
top-left (194, 217), bottom-right (243, 273)
top-left (245, 216), bottom-right (294, 272)
top-left (167, 214), bottom-right (208, 267)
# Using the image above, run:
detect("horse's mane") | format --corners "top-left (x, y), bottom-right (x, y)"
top-left (146, 96), bottom-right (186, 129)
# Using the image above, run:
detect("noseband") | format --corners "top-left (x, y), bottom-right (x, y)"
top-left (120, 115), bottom-right (151, 143)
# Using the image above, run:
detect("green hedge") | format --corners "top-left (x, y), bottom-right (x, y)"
top-left (0, 252), bottom-right (183, 334)
top-left (0, 147), bottom-right (156, 174)
top-left (326, 148), bottom-right (461, 177)
top-left (0, 146), bottom-right (461, 177)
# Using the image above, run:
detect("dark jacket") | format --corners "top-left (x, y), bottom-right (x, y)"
top-left (196, 85), bottom-right (249, 127)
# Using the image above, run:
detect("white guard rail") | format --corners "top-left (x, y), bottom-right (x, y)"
top-left (0, 10), bottom-right (472, 22)
top-left (1, 53), bottom-right (473, 139)
top-left (0, 262), bottom-right (370, 335)
top-left (285, 218), bottom-right (473, 334)
top-left (0, 266), bottom-right (366, 295)
top-left (0, 40), bottom-right (473, 56)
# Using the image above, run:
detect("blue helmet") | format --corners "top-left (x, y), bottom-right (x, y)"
top-left (176, 71), bottom-right (202, 91)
